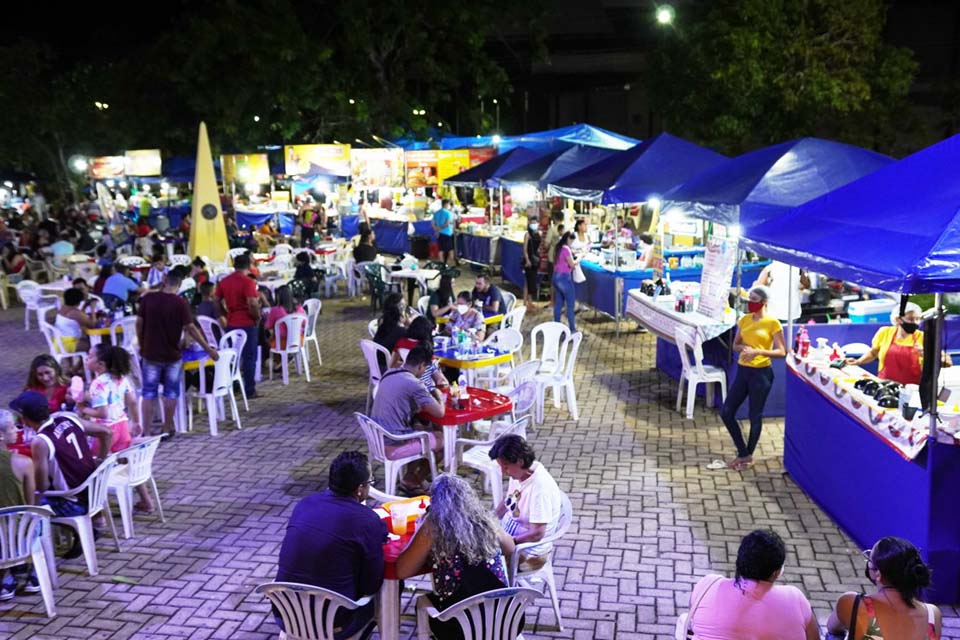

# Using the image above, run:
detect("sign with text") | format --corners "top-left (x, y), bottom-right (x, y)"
top-left (351, 148), bottom-right (405, 188)
top-left (469, 148), bottom-right (496, 166)
top-left (698, 235), bottom-right (738, 320)
top-left (221, 153), bottom-right (271, 185)
top-left (123, 149), bottom-right (162, 176)
top-left (405, 150), bottom-right (439, 187)
top-left (438, 150), bottom-right (470, 185)
top-left (89, 156), bottom-right (125, 180)
top-left (284, 144), bottom-right (351, 177)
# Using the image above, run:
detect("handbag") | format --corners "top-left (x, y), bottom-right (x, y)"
top-left (676, 575), bottom-right (723, 639)
top-left (847, 593), bottom-right (863, 640)
top-left (572, 263), bottom-right (586, 284)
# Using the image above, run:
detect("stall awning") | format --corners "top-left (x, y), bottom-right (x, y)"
top-left (547, 132), bottom-right (727, 203)
top-left (439, 124), bottom-right (639, 153)
top-left (498, 145), bottom-right (621, 190)
top-left (741, 134), bottom-right (960, 294)
top-left (161, 156), bottom-right (222, 183)
top-left (443, 147), bottom-right (544, 188)
top-left (664, 137), bottom-right (892, 228)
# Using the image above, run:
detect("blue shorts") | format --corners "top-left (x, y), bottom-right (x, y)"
top-left (41, 496), bottom-right (88, 518)
top-left (141, 359), bottom-right (183, 400)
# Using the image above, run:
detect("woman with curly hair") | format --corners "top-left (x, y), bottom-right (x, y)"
top-left (24, 354), bottom-right (71, 413)
top-left (396, 474), bottom-right (516, 640)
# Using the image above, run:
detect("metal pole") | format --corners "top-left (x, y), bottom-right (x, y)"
top-left (786, 265), bottom-right (794, 354)
top-left (930, 292), bottom-right (943, 441)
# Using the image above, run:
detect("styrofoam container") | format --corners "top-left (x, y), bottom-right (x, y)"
top-left (848, 299), bottom-right (897, 324)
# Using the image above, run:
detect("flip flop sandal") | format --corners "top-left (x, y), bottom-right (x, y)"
top-left (705, 459), bottom-right (728, 470)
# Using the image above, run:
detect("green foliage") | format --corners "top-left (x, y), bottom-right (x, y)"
top-left (649, 0), bottom-right (918, 155)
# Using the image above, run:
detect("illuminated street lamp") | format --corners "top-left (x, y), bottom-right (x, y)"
top-left (655, 4), bottom-right (675, 25)
top-left (68, 155), bottom-right (88, 174)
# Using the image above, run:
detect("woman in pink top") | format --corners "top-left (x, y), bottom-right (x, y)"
top-left (686, 530), bottom-right (820, 640)
top-left (265, 285), bottom-right (305, 351)
top-left (552, 232), bottom-right (579, 333)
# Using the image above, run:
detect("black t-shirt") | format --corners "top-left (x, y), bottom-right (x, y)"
top-left (354, 243), bottom-right (378, 263)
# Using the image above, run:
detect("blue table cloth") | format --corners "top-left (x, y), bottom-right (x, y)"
top-left (146, 204), bottom-right (191, 230)
top-left (456, 233), bottom-right (494, 265)
top-left (341, 214), bottom-right (360, 238)
top-left (501, 239), bottom-right (526, 289)
top-left (373, 219), bottom-right (410, 255)
top-left (412, 220), bottom-right (436, 241)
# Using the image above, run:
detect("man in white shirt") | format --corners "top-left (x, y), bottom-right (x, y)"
top-left (489, 434), bottom-right (563, 566)
top-left (758, 261), bottom-right (804, 321)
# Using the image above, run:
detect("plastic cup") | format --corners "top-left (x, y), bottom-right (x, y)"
top-left (390, 508), bottom-right (407, 535)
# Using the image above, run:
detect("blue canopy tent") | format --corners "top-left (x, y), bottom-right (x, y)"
top-left (443, 147), bottom-right (544, 188)
top-left (160, 156), bottom-right (222, 183)
top-left (547, 133), bottom-right (727, 204)
top-left (739, 134), bottom-right (960, 603)
top-left (664, 137), bottom-right (893, 229)
top-left (508, 145), bottom-right (622, 191)
top-left (439, 124), bottom-right (639, 153)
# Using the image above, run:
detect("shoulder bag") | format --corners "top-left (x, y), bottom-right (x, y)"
top-left (676, 575), bottom-right (723, 639)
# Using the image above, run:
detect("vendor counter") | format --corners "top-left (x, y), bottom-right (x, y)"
top-left (785, 353), bottom-right (960, 603)
top-left (370, 216), bottom-right (436, 256)
top-left (456, 231), bottom-right (501, 268)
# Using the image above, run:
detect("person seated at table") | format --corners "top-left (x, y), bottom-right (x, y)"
top-left (1, 243), bottom-right (25, 281)
top-left (92, 263), bottom-right (113, 296)
top-left (488, 435), bottom-right (562, 570)
top-left (846, 302), bottom-right (951, 385)
top-left (428, 274), bottom-right (455, 322)
top-left (275, 451), bottom-right (385, 640)
top-left (826, 536), bottom-right (940, 640)
top-left (25, 354), bottom-right (72, 413)
top-left (195, 281), bottom-right (223, 324)
top-left (103, 263), bottom-right (142, 306)
top-left (145, 254), bottom-right (168, 289)
top-left (293, 251), bottom-right (318, 296)
top-left (189, 257), bottom-right (209, 286)
top-left (371, 344), bottom-right (445, 492)
top-left (55, 287), bottom-right (97, 356)
top-left (265, 284), bottom-right (305, 353)
top-left (636, 233), bottom-right (655, 269)
top-left (258, 220), bottom-right (277, 237)
top-left (601, 214), bottom-right (635, 250)
top-left (393, 317), bottom-right (450, 402)
top-left (684, 529), bottom-right (819, 640)
top-left (447, 291), bottom-right (486, 341)
top-left (0, 408), bottom-right (39, 601)
top-left (353, 228), bottom-right (378, 263)
top-left (373, 293), bottom-right (409, 371)
top-left (95, 244), bottom-right (113, 268)
top-left (75, 224), bottom-right (96, 253)
top-left (72, 277), bottom-right (104, 315)
top-left (397, 474), bottom-right (516, 640)
top-left (472, 272), bottom-right (505, 315)
top-left (49, 230), bottom-right (75, 260)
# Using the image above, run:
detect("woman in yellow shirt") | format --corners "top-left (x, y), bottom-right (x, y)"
top-left (721, 286), bottom-right (786, 471)
top-left (846, 302), bottom-right (950, 385)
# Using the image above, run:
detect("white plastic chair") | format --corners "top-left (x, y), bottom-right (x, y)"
top-left (0, 506), bottom-right (57, 617)
top-left (324, 262), bottom-right (348, 298)
top-left (187, 348), bottom-right (242, 436)
top-left (256, 581), bottom-right (374, 640)
top-left (360, 340), bottom-right (391, 414)
top-left (354, 412), bottom-right (437, 496)
top-left (416, 295), bottom-right (431, 317)
top-left (367, 318), bottom-right (379, 338)
top-left (227, 247), bottom-right (249, 265)
top-left (45, 451), bottom-right (121, 577)
top-left (415, 587), bottom-right (540, 640)
top-left (500, 306), bottom-right (526, 333)
top-left (302, 299), bottom-right (322, 369)
top-left (534, 332), bottom-right (583, 423)
top-left (271, 243), bottom-right (294, 256)
top-left (508, 492), bottom-right (573, 631)
top-left (168, 254), bottom-right (191, 267)
top-left (350, 260), bottom-right (373, 298)
top-left (457, 417), bottom-right (529, 507)
top-left (476, 328), bottom-right (524, 389)
top-left (108, 436), bottom-right (165, 539)
top-left (674, 327), bottom-right (727, 420)
top-left (110, 316), bottom-right (139, 352)
top-left (196, 315), bottom-right (222, 347)
top-left (16, 280), bottom-right (58, 330)
top-left (502, 290), bottom-right (517, 315)
top-left (529, 321), bottom-right (571, 376)
top-left (219, 329), bottom-right (249, 411)
top-left (117, 256), bottom-right (148, 267)
top-left (269, 313), bottom-right (310, 385)
top-left (39, 316), bottom-right (85, 373)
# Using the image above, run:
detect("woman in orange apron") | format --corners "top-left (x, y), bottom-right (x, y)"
top-left (847, 303), bottom-right (951, 384)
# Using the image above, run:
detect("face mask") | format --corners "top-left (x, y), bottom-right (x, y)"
top-left (901, 321), bottom-right (919, 334)
top-left (456, 304), bottom-right (468, 315)
top-left (747, 301), bottom-right (764, 313)
top-left (529, 224), bottom-right (538, 232)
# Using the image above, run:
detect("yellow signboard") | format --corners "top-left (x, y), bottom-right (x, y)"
top-left (351, 148), bottom-right (405, 189)
top-left (221, 153), bottom-right (271, 185)
top-left (438, 150), bottom-right (470, 185)
top-left (89, 156), bottom-right (125, 180)
top-left (284, 144), bottom-right (351, 177)
top-left (123, 149), bottom-right (162, 176)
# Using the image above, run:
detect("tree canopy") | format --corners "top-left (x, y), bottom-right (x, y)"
top-left (649, 0), bottom-right (918, 156)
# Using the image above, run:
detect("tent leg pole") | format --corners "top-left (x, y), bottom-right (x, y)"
top-left (931, 293), bottom-right (943, 441)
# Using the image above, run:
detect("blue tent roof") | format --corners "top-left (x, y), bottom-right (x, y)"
top-left (444, 147), bottom-right (545, 188)
top-left (438, 124), bottom-right (639, 153)
top-left (547, 133), bottom-right (727, 203)
top-left (663, 137), bottom-right (893, 227)
top-left (741, 134), bottom-right (960, 294)
top-left (161, 156), bottom-right (222, 182)
top-left (498, 145), bottom-right (622, 189)
top-left (495, 150), bottom-right (564, 187)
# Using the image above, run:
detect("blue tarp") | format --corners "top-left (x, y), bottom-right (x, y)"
top-left (439, 124), bottom-right (639, 153)
top-left (236, 211), bottom-right (296, 235)
top-left (444, 147), bottom-right (545, 188)
top-left (498, 146), bottom-right (621, 190)
top-left (741, 134), bottom-right (960, 293)
top-left (664, 137), bottom-right (892, 228)
top-left (161, 156), bottom-right (222, 183)
top-left (548, 133), bottom-right (728, 204)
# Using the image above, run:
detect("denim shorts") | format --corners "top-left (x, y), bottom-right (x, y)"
top-left (141, 359), bottom-right (183, 400)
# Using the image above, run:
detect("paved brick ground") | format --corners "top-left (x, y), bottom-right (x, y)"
top-left (0, 287), bottom-right (957, 639)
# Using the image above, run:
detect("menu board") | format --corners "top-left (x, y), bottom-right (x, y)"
top-left (89, 156), bottom-right (125, 180)
top-left (123, 149), bottom-right (162, 176)
top-left (351, 148), bottom-right (405, 188)
top-left (698, 235), bottom-right (738, 320)
top-left (438, 150), bottom-right (470, 185)
top-left (405, 150), bottom-right (439, 187)
top-left (469, 148), bottom-right (496, 166)
top-left (221, 153), bottom-right (271, 185)
top-left (284, 144), bottom-right (351, 177)
top-left (650, 233), bottom-right (664, 278)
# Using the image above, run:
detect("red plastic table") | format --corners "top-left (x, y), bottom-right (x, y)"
top-left (378, 516), bottom-right (430, 640)
top-left (420, 387), bottom-right (512, 471)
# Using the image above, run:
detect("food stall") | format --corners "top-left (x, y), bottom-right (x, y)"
top-left (740, 133), bottom-right (960, 603)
